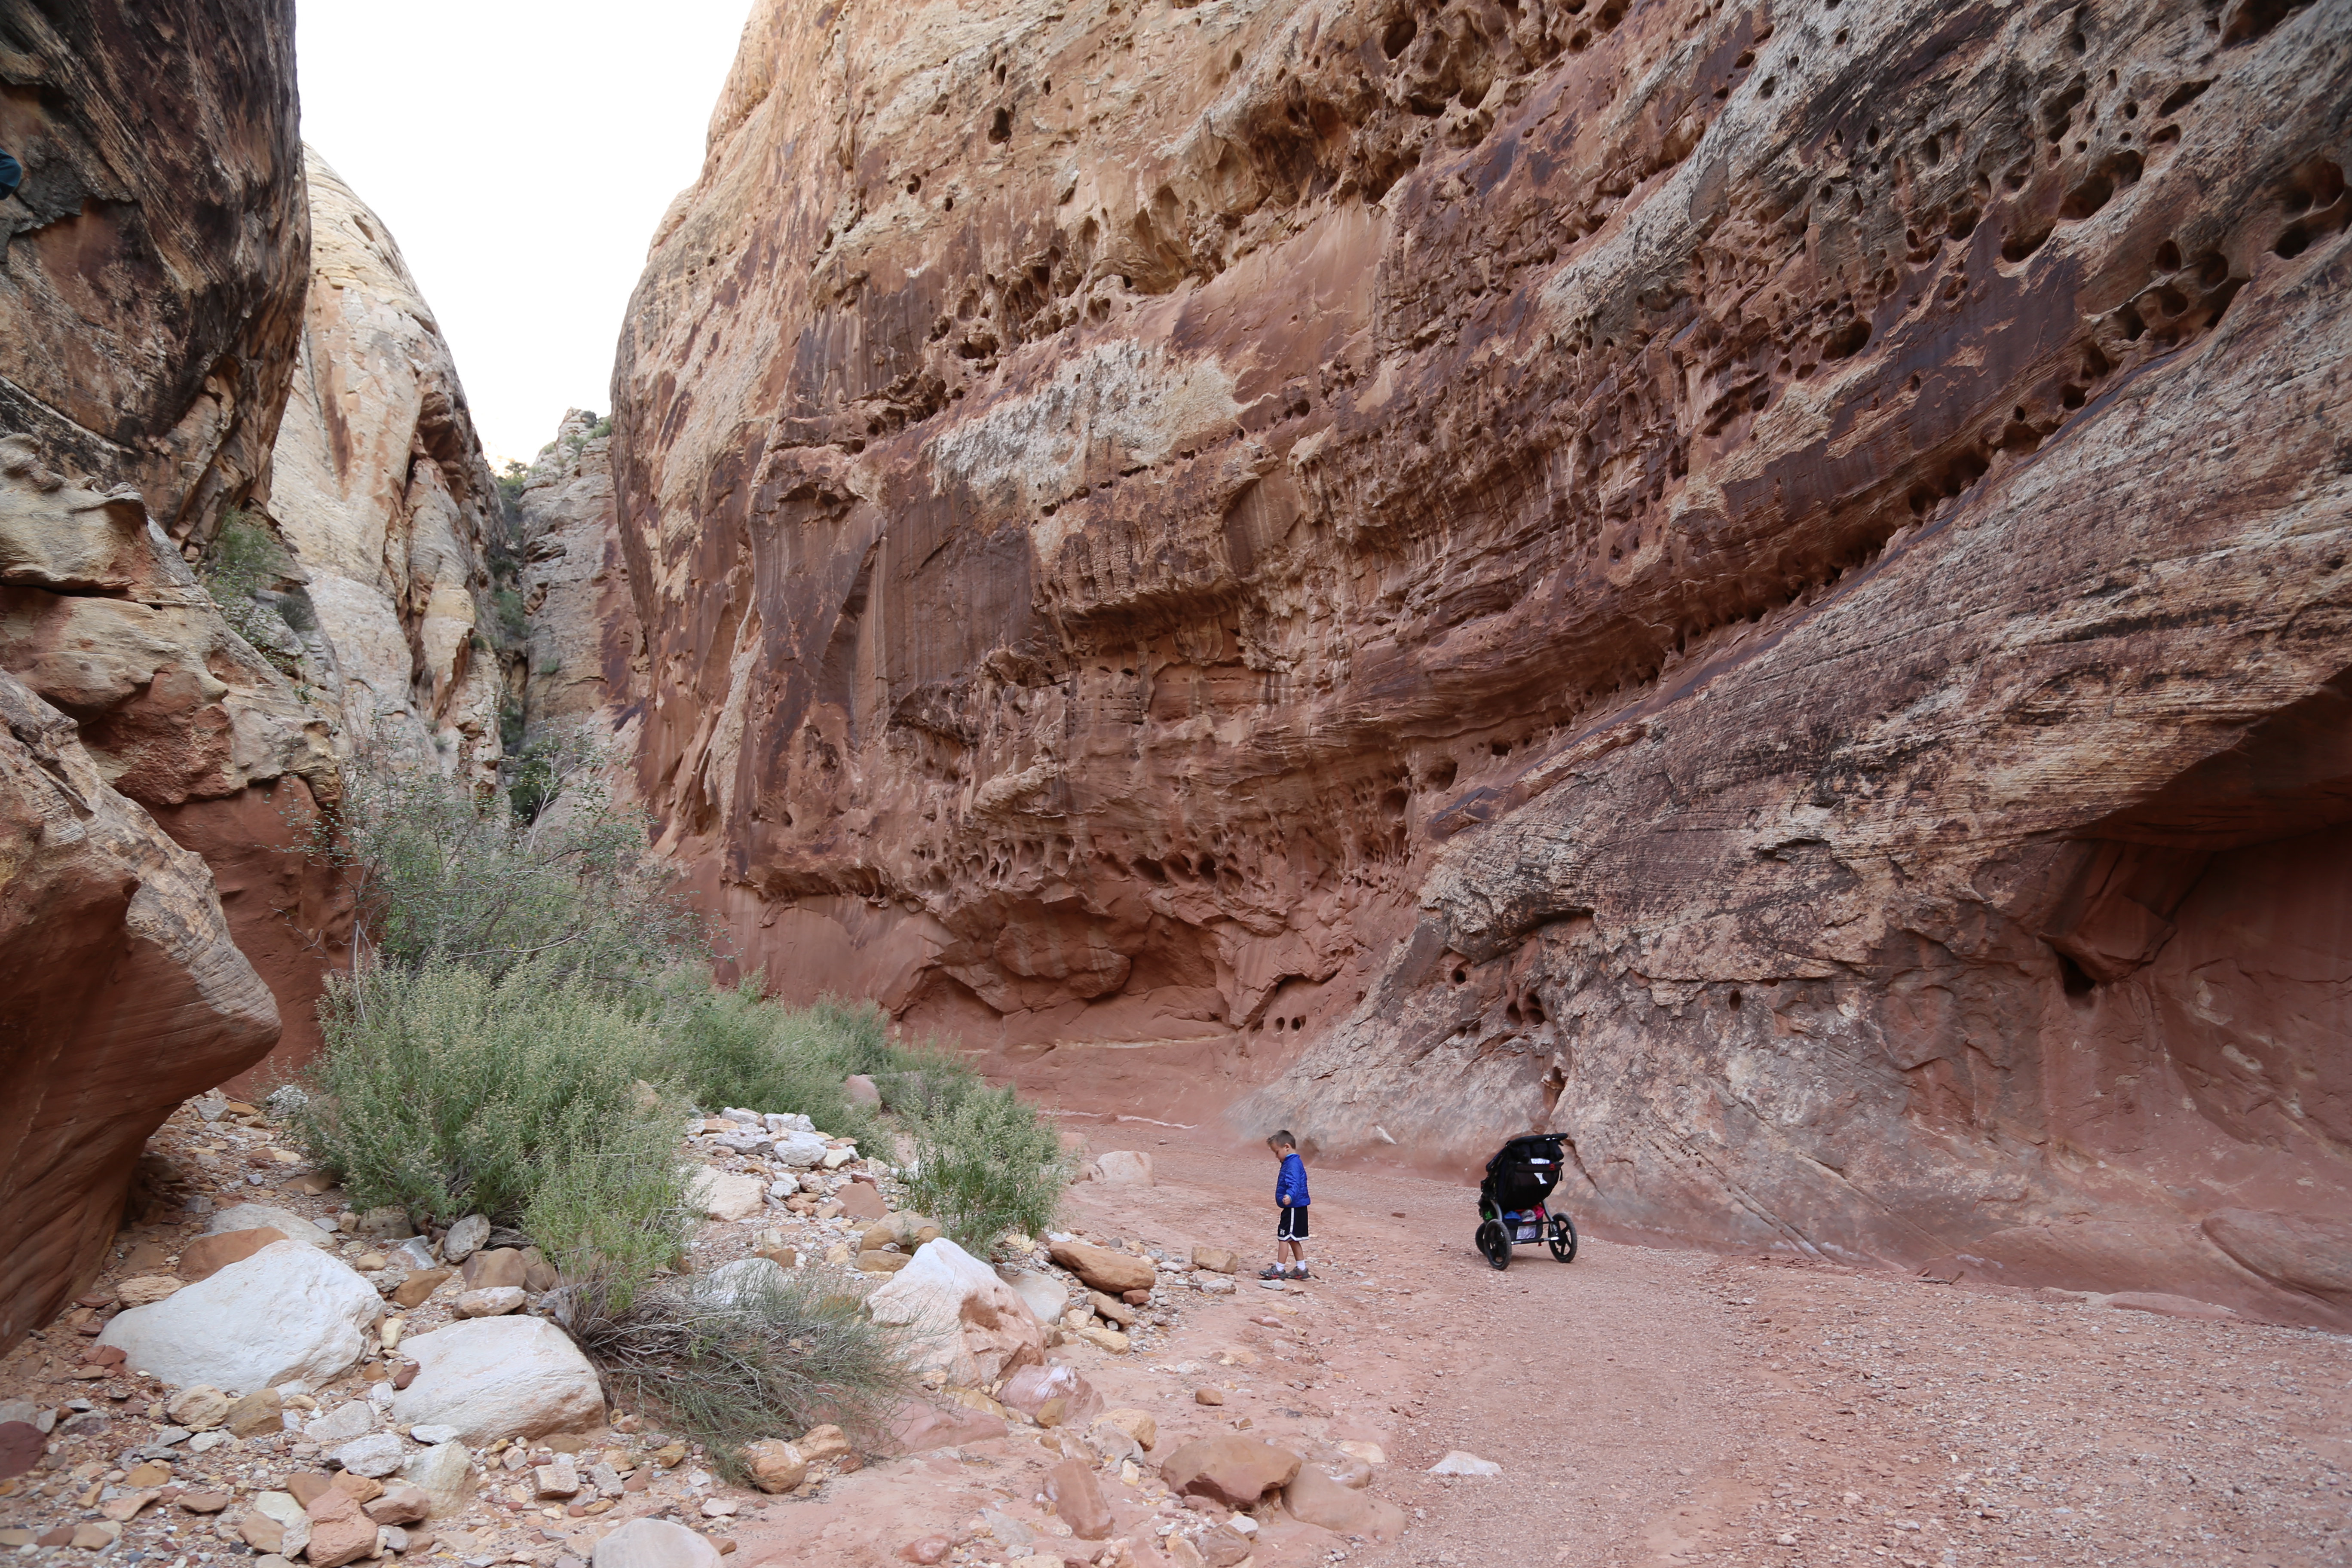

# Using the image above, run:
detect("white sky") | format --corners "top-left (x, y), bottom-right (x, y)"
top-left (295, 1), bottom-right (753, 468)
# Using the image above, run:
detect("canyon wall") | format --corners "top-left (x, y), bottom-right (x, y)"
top-left (0, 0), bottom-right (317, 1349)
top-left (613, 0), bottom-right (2352, 1323)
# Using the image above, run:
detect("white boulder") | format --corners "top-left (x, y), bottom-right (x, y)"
top-left (304, 1400), bottom-right (377, 1443)
top-left (388, 1316), bottom-right (604, 1443)
top-left (866, 1239), bottom-right (1044, 1387)
top-left (205, 1204), bottom-right (337, 1248)
top-left (1095, 1151), bottom-right (1155, 1187)
top-left (1000, 1270), bottom-right (1069, 1326)
top-left (99, 1241), bottom-right (382, 1389)
top-left (592, 1518), bottom-right (722, 1568)
top-left (688, 1168), bottom-right (765, 1221)
top-left (697, 1257), bottom-right (788, 1308)
top-left (768, 1130), bottom-right (831, 1170)
top-left (440, 1215), bottom-right (490, 1264)
top-left (334, 1432), bottom-right (407, 1479)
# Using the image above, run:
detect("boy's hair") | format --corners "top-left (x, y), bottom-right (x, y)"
top-left (1267, 1130), bottom-right (1296, 1152)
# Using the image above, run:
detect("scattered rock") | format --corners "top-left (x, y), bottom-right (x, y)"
top-left (353, 1207), bottom-right (415, 1240)
top-left (689, 1169), bottom-right (766, 1222)
top-left (1001, 1271), bottom-right (1069, 1325)
top-left (1284, 1466), bottom-right (1405, 1536)
top-left (866, 1239), bottom-right (1046, 1387)
top-left (1045, 1457), bottom-right (1113, 1539)
top-left (836, 1183), bottom-right (889, 1222)
top-left (441, 1216), bottom-right (490, 1264)
top-left (115, 1274), bottom-right (184, 1306)
top-left (2103, 1292), bottom-right (2241, 1323)
top-left (330, 1473), bottom-right (384, 1504)
top-left (535, 1456), bottom-right (581, 1498)
top-left (389, 1317), bottom-right (604, 1442)
top-left (769, 1130), bottom-right (832, 1170)
top-left (304, 1485), bottom-right (377, 1568)
top-left (898, 1538), bottom-right (948, 1565)
top-left (165, 1384), bottom-right (232, 1430)
top-left (1335, 1441), bottom-right (1385, 1465)
top-left (593, 1517), bottom-right (723, 1568)
top-left (306, 1400), bottom-right (377, 1444)
top-left (334, 1431), bottom-right (409, 1479)
top-left (1426, 1451), bottom-right (1501, 1476)
top-left (178, 1491), bottom-right (231, 1514)
top-left (460, 1249), bottom-right (527, 1289)
top-left (205, 1205), bottom-right (336, 1249)
top-left (885, 1399), bottom-right (1008, 1455)
top-left (1159, 1436), bottom-right (1303, 1508)
top-left (363, 1482), bottom-right (431, 1525)
top-left (223, 1386), bottom-right (285, 1438)
top-left (740, 1439), bottom-right (806, 1493)
top-left (1047, 1240), bottom-right (1156, 1295)
top-left (1102, 1409), bottom-right (1158, 1450)
top-left (1075, 1323), bottom-right (1130, 1354)
top-left (1001, 1365), bottom-right (1103, 1429)
top-left (1194, 1276), bottom-right (1236, 1296)
top-left (399, 1442), bottom-right (476, 1518)
top-left (392, 1269), bottom-right (453, 1308)
top-left (1094, 1152), bottom-right (1154, 1187)
top-left (69, 1524), bottom-right (121, 1551)
top-left (857, 1250), bottom-right (913, 1274)
top-left (699, 1256), bottom-right (789, 1306)
top-left (1088, 1291), bottom-right (1136, 1326)
top-left (1193, 1388), bottom-right (1224, 1407)
top-left (100, 1240), bottom-right (383, 1389)
top-left (844, 1075), bottom-right (881, 1107)
top-left (797, 1425), bottom-right (851, 1464)
top-left (454, 1286), bottom-right (526, 1318)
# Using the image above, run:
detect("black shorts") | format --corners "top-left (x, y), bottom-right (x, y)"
top-left (1277, 1206), bottom-right (1310, 1242)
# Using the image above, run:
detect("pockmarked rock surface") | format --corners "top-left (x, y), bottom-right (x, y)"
top-left (0, 668), bottom-right (282, 1353)
top-left (604, 0), bottom-right (2352, 1317)
top-left (97, 1241), bottom-right (382, 1390)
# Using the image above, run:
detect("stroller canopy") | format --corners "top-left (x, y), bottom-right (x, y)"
top-left (1479, 1132), bottom-right (1567, 1213)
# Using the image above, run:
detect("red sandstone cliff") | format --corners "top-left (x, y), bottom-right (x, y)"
top-left (608, 0), bottom-right (2352, 1323)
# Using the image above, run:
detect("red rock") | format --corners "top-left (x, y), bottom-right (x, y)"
top-left (1158, 1437), bottom-right (1302, 1509)
top-left (304, 1486), bottom-right (377, 1568)
top-left (883, 1400), bottom-right (1007, 1456)
top-left (178, 1228), bottom-right (290, 1283)
top-left (898, 1538), bottom-right (949, 1564)
top-left (572, 0), bottom-right (2352, 1331)
top-left (0, 1421), bottom-right (43, 1480)
top-left (1044, 1458), bottom-right (1113, 1540)
top-left (463, 1249), bottom-right (527, 1289)
top-left (1046, 1242), bottom-right (1155, 1297)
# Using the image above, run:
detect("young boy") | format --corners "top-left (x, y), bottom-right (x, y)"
top-left (1262, 1130), bottom-right (1311, 1280)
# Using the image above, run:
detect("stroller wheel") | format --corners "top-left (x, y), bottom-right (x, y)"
top-left (1476, 1220), bottom-right (1512, 1271)
top-left (1550, 1213), bottom-right (1578, 1262)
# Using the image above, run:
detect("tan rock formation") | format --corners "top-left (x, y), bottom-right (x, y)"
top-left (514, 412), bottom-right (641, 750)
top-left (265, 149), bottom-right (511, 780)
top-left (606, 0), bottom-right (2351, 1314)
top-left (0, 0), bottom-right (307, 543)
top-left (0, 666), bottom-right (281, 1351)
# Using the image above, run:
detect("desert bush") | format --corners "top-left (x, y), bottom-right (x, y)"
top-left (557, 1271), bottom-right (909, 1478)
top-left (287, 960), bottom-right (686, 1234)
top-left (524, 1116), bottom-right (694, 1308)
top-left (900, 1083), bottom-right (1069, 1254)
top-left (312, 749), bottom-right (700, 983)
top-left (656, 978), bottom-right (906, 1142)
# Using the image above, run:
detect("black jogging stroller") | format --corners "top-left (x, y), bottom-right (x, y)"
top-left (1473, 1133), bottom-right (1578, 1270)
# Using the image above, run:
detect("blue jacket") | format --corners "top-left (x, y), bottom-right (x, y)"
top-left (1275, 1151), bottom-right (1309, 1207)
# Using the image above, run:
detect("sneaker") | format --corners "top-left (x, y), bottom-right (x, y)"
top-left (1290, 1265), bottom-right (1312, 1280)
top-left (1258, 1265), bottom-right (1286, 1280)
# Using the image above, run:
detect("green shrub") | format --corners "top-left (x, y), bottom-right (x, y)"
top-left (525, 1115), bottom-right (694, 1310)
top-left (655, 977), bottom-right (891, 1147)
top-left (558, 1271), bottom-right (909, 1477)
top-left (311, 750), bottom-right (701, 983)
top-left (288, 960), bottom-right (682, 1231)
top-left (900, 1083), bottom-right (1069, 1254)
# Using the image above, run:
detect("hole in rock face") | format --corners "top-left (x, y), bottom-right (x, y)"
top-left (988, 107), bottom-right (1012, 143)
top-left (2057, 951), bottom-right (2098, 997)
top-left (1727, 989), bottom-right (1743, 1011)
top-left (2158, 79), bottom-right (2212, 116)
top-left (1823, 317), bottom-right (1871, 359)
top-left (2154, 239), bottom-right (2181, 271)
top-left (1292, 1016), bottom-right (1305, 1030)
top-left (1452, 968), bottom-right (1469, 985)
top-left (1381, 15), bottom-right (1417, 57)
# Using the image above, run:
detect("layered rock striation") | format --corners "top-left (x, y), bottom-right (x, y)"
top-left (0, 0), bottom-right (308, 542)
top-left (607, 0), bottom-right (2351, 1320)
